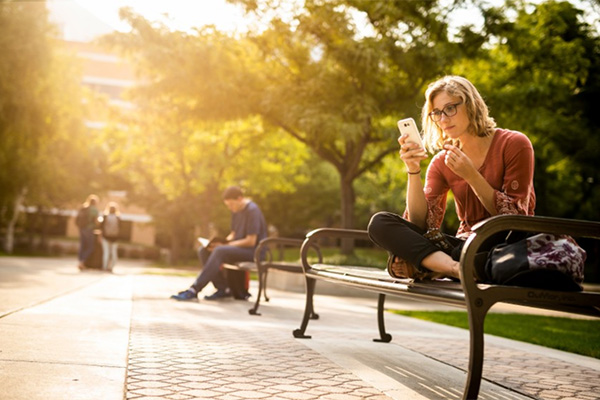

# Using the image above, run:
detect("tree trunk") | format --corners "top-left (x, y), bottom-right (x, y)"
top-left (339, 176), bottom-right (356, 255)
top-left (3, 187), bottom-right (27, 254)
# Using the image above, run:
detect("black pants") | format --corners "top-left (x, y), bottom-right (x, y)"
top-left (367, 211), bottom-right (464, 269)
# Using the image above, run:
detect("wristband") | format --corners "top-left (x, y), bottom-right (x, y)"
top-left (407, 169), bottom-right (421, 175)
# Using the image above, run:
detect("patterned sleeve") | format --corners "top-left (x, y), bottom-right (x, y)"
top-left (425, 194), bottom-right (447, 230)
top-left (412, 155), bottom-right (449, 230)
top-left (401, 194), bottom-right (446, 230)
top-left (494, 132), bottom-right (535, 215)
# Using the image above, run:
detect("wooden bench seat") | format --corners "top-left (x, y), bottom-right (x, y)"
top-left (292, 214), bottom-right (600, 400)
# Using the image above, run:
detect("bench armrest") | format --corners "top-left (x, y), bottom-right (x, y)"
top-left (300, 228), bottom-right (370, 272)
top-left (256, 236), bottom-right (322, 265)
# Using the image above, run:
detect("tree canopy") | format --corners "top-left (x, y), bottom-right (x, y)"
top-left (2, 0), bottom-right (599, 258)
top-left (456, 0), bottom-right (600, 219)
top-left (0, 1), bottom-right (91, 252)
top-left (100, 0), bottom-right (600, 250)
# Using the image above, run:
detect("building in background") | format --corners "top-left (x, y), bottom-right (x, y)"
top-left (48, 2), bottom-right (157, 251)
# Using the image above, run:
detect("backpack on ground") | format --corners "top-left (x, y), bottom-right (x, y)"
top-left (225, 269), bottom-right (250, 300)
top-left (103, 214), bottom-right (120, 238)
top-left (76, 206), bottom-right (90, 229)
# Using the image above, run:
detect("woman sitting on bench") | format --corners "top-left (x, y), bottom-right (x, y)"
top-left (368, 75), bottom-right (535, 280)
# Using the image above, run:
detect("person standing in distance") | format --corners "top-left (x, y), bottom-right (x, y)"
top-left (171, 185), bottom-right (268, 301)
top-left (77, 194), bottom-right (100, 270)
top-left (100, 201), bottom-right (121, 272)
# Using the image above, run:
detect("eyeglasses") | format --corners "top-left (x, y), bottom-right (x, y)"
top-left (428, 102), bottom-right (463, 122)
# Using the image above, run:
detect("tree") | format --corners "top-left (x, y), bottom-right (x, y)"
top-left (0, 1), bottom-right (90, 253)
top-left (457, 0), bottom-right (600, 221)
top-left (101, 14), bottom-right (311, 262)
top-left (106, 1), bottom-right (467, 251)
top-left (235, 0), bottom-right (476, 242)
top-left (104, 0), bottom-right (600, 258)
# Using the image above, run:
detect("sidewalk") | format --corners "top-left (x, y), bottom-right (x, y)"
top-left (0, 256), bottom-right (599, 400)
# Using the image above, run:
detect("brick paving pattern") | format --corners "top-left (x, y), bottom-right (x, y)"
top-left (126, 274), bottom-right (600, 400)
top-left (405, 338), bottom-right (600, 400)
top-left (126, 276), bottom-right (392, 400)
top-left (1, 256), bottom-right (598, 400)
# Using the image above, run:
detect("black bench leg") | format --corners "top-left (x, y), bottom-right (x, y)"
top-left (262, 269), bottom-right (270, 302)
top-left (373, 293), bottom-right (392, 343)
top-left (248, 268), bottom-right (265, 316)
top-left (309, 296), bottom-right (319, 320)
top-left (463, 303), bottom-right (488, 400)
top-left (308, 279), bottom-right (318, 320)
top-left (293, 277), bottom-right (316, 339)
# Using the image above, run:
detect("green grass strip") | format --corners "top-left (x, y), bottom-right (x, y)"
top-left (390, 310), bottom-right (600, 359)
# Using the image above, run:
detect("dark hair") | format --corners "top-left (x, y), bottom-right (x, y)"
top-left (83, 194), bottom-right (99, 207)
top-left (222, 186), bottom-right (244, 200)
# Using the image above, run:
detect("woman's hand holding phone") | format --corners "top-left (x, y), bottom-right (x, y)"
top-left (399, 135), bottom-right (427, 172)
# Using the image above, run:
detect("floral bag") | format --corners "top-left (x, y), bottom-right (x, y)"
top-left (484, 233), bottom-right (586, 291)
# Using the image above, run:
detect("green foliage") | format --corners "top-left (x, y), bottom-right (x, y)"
top-left (391, 310), bottom-right (600, 358)
top-left (103, 0), bottom-right (470, 240)
top-left (255, 158), bottom-right (340, 237)
top-left (5, 0), bottom-right (600, 258)
top-left (101, 16), bottom-right (316, 259)
top-left (0, 1), bottom-right (91, 251)
top-left (102, 103), bottom-right (310, 260)
top-left (100, 0), bottom-right (600, 245)
top-left (455, 0), bottom-right (600, 220)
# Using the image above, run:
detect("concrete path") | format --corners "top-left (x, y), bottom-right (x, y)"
top-left (0, 256), bottom-right (598, 400)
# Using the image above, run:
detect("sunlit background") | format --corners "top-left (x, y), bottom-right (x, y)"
top-left (47, 0), bottom-right (250, 40)
top-left (1, 0), bottom-right (599, 277)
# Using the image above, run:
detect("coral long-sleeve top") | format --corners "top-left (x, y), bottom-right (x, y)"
top-left (423, 128), bottom-right (536, 239)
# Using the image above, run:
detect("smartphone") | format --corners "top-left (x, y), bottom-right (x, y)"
top-left (397, 118), bottom-right (427, 155)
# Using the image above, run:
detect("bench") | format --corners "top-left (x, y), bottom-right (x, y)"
top-left (223, 237), bottom-right (322, 317)
top-left (292, 214), bottom-right (600, 400)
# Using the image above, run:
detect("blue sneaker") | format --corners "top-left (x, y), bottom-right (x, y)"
top-left (204, 289), bottom-right (232, 301)
top-left (170, 289), bottom-right (197, 301)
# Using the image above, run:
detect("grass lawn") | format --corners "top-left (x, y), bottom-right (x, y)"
top-left (390, 310), bottom-right (600, 359)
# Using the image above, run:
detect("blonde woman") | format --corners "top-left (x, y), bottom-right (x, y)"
top-left (100, 202), bottom-right (121, 272)
top-left (368, 76), bottom-right (536, 280)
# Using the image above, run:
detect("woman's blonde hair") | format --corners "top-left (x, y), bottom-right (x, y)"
top-left (421, 75), bottom-right (496, 152)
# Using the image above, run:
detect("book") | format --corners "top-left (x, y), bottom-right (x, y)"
top-left (197, 236), bottom-right (229, 248)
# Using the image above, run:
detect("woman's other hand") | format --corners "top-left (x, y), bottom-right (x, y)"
top-left (443, 143), bottom-right (476, 179)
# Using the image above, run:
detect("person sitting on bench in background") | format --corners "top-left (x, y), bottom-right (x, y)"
top-left (171, 185), bottom-right (268, 301)
top-left (368, 75), bottom-right (536, 280)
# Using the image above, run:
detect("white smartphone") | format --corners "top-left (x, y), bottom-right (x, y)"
top-left (397, 118), bottom-right (427, 155)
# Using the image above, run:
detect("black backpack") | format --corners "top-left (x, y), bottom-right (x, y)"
top-left (76, 206), bottom-right (90, 229)
top-left (225, 269), bottom-right (251, 300)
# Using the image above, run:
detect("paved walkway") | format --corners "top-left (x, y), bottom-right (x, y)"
top-left (0, 256), bottom-right (599, 400)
